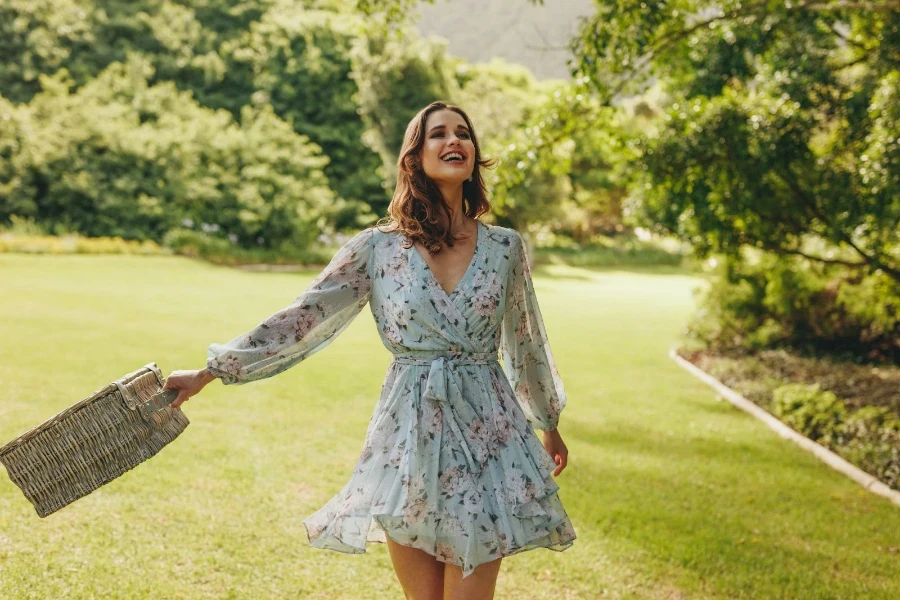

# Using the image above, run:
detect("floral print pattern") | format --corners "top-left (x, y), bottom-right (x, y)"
top-left (206, 220), bottom-right (576, 579)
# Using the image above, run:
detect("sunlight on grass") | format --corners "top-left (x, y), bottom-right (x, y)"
top-left (1, 254), bottom-right (897, 599)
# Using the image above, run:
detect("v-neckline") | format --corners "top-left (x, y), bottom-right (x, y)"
top-left (410, 220), bottom-right (482, 300)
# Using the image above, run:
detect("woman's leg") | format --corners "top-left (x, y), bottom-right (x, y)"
top-left (442, 557), bottom-right (503, 600)
top-left (385, 535), bottom-right (445, 600)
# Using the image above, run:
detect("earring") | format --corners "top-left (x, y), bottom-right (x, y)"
top-left (467, 173), bottom-right (474, 182)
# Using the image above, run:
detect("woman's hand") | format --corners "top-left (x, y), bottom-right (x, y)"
top-left (542, 427), bottom-right (568, 476)
top-left (162, 368), bottom-right (215, 409)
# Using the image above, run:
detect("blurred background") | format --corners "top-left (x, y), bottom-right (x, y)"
top-left (1, 2), bottom-right (898, 598)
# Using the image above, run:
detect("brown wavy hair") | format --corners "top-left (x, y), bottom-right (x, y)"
top-left (375, 101), bottom-right (496, 255)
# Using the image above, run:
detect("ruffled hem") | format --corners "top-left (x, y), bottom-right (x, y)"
top-left (302, 490), bottom-right (577, 579)
top-left (301, 361), bottom-right (577, 579)
top-left (302, 434), bottom-right (577, 579)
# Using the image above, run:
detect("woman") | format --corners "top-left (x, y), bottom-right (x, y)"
top-left (162, 101), bottom-right (576, 600)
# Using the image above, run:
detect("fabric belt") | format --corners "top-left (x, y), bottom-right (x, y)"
top-left (392, 351), bottom-right (499, 474)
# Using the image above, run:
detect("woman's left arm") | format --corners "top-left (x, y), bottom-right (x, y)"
top-left (499, 231), bottom-right (569, 474)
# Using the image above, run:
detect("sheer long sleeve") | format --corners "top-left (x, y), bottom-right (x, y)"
top-left (206, 227), bottom-right (375, 385)
top-left (500, 231), bottom-right (567, 431)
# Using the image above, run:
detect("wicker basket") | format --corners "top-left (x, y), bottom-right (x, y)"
top-left (0, 362), bottom-right (189, 518)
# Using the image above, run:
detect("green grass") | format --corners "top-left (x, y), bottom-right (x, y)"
top-left (0, 254), bottom-right (897, 599)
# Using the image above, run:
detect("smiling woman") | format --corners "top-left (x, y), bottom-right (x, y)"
top-left (165, 101), bottom-right (575, 600)
top-left (386, 101), bottom-right (497, 258)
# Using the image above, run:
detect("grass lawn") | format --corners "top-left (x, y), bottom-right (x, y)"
top-left (1, 254), bottom-right (897, 599)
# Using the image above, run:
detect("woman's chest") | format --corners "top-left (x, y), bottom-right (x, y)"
top-left (369, 228), bottom-right (513, 325)
top-left (411, 237), bottom-right (477, 298)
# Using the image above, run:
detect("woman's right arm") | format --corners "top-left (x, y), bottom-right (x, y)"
top-left (163, 228), bottom-right (375, 406)
top-left (205, 227), bottom-right (375, 385)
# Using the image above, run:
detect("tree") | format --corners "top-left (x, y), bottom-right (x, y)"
top-left (570, 1), bottom-right (900, 282)
top-left (216, 5), bottom-right (384, 224)
top-left (0, 0), bottom-right (387, 228)
top-left (0, 55), bottom-right (335, 249)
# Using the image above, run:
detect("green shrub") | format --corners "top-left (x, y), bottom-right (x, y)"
top-left (683, 252), bottom-right (900, 363)
top-left (770, 382), bottom-right (900, 488)
top-left (534, 237), bottom-right (685, 267)
top-left (745, 318), bottom-right (788, 350)
top-left (683, 262), bottom-right (766, 349)
top-left (835, 272), bottom-right (900, 357)
top-left (0, 215), bottom-right (48, 236)
top-left (162, 227), bottom-right (334, 266)
top-left (0, 57), bottom-right (336, 252)
top-left (836, 407), bottom-right (900, 489)
top-left (162, 228), bottom-right (236, 260)
top-left (772, 383), bottom-right (846, 443)
top-left (0, 228), bottom-right (338, 266)
top-left (0, 233), bottom-right (167, 255)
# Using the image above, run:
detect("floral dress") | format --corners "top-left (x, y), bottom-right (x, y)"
top-left (205, 220), bottom-right (577, 578)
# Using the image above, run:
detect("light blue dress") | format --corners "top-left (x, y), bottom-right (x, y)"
top-left (206, 220), bottom-right (576, 578)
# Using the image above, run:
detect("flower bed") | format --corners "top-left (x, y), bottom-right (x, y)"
top-left (677, 348), bottom-right (900, 491)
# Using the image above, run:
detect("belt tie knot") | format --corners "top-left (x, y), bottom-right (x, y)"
top-left (392, 351), bottom-right (499, 473)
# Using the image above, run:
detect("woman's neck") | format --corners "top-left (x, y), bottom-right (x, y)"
top-left (435, 181), bottom-right (468, 230)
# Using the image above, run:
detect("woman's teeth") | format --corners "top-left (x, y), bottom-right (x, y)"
top-left (442, 153), bottom-right (464, 162)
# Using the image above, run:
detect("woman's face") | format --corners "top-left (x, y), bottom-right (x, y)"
top-left (420, 109), bottom-right (476, 186)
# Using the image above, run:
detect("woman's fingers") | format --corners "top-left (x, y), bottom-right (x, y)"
top-left (158, 372), bottom-right (200, 410)
top-left (171, 391), bottom-right (190, 409)
top-left (162, 374), bottom-right (181, 391)
top-left (552, 453), bottom-right (567, 476)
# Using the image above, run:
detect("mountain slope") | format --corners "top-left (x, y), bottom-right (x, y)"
top-left (415, 0), bottom-right (595, 80)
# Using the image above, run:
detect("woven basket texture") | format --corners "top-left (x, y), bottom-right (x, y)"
top-left (0, 363), bottom-right (189, 518)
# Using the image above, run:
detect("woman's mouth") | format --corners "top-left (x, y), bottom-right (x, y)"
top-left (441, 152), bottom-right (466, 164)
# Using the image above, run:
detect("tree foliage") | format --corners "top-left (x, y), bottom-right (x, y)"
top-left (570, 1), bottom-right (899, 281)
top-left (215, 5), bottom-right (384, 222)
top-left (0, 56), bottom-right (335, 249)
top-left (1, 0), bottom-right (509, 236)
top-left (0, 0), bottom-right (388, 227)
top-left (364, 0), bottom-right (899, 278)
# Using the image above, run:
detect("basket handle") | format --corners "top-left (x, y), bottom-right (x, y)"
top-left (113, 364), bottom-right (181, 419)
top-left (140, 388), bottom-right (180, 417)
top-left (112, 382), bottom-right (181, 419)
